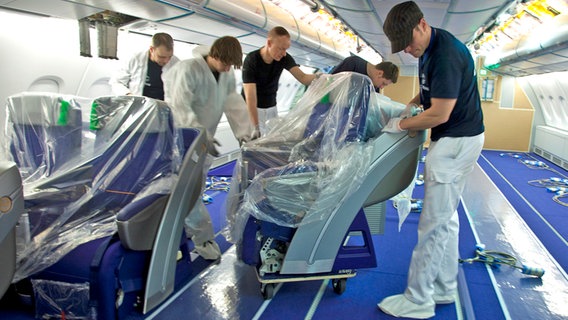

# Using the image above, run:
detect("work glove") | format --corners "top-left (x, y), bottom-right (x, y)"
top-left (250, 125), bottom-right (261, 141)
top-left (401, 103), bottom-right (423, 119)
top-left (382, 117), bottom-right (404, 133)
top-left (207, 139), bottom-right (221, 157)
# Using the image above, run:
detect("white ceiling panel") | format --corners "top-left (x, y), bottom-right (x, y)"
top-left (2, 0), bottom-right (101, 19)
top-left (68, 0), bottom-right (189, 21)
top-left (443, 13), bottom-right (490, 42)
top-left (239, 33), bottom-right (269, 52)
top-left (553, 48), bottom-right (568, 58)
top-left (119, 19), bottom-right (219, 46)
top-left (507, 60), bottom-right (544, 70)
top-left (524, 60), bottom-right (568, 74)
top-left (161, 13), bottom-right (252, 38)
top-left (529, 53), bottom-right (568, 65)
top-left (449, 0), bottom-right (502, 12)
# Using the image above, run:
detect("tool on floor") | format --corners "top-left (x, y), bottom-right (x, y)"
top-left (459, 244), bottom-right (544, 278)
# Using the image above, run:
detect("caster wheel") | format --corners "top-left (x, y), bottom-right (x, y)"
top-left (261, 283), bottom-right (275, 300)
top-left (332, 278), bottom-right (346, 294)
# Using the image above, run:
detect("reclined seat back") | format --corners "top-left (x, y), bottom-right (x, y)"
top-left (241, 73), bottom-right (373, 180)
top-left (306, 73), bottom-right (371, 139)
top-left (5, 93), bottom-right (82, 181)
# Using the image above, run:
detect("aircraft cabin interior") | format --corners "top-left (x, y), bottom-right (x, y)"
top-left (0, 0), bottom-right (567, 319)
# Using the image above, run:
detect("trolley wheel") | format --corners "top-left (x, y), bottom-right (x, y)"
top-left (332, 278), bottom-right (346, 294)
top-left (261, 283), bottom-right (275, 300)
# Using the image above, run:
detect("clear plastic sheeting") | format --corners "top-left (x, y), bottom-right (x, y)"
top-left (226, 72), bottom-right (409, 244)
top-left (32, 279), bottom-right (91, 320)
top-left (1, 93), bottom-right (182, 282)
top-left (2, 92), bottom-right (84, 183)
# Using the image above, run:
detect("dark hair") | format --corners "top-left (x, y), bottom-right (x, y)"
top-left (268, 26), bottom-right (290, 39)
top-left (209, 36), bottom-right (243, 69)
top-left (376, 61), bottom-right (399, 83)
top-left (152, 33), bottom-right (174, 51)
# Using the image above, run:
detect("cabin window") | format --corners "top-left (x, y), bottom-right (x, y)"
top-left (481, 78), bottom-right (495, 102)
top-left (28, 76), bottom-right (63, 93)
top-left (86, 78), bottom-right (112, 98)
top-left (500, 76), bottom-right (519, 109)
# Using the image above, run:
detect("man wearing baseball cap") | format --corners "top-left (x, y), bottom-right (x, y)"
top-left (378, 1), bottom-right (485, 318)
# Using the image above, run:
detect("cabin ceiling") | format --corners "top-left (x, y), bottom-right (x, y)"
top-left (319, 0), bottom-right (568, 77)
top-left (0, 0), bottom-right (347, 69)
top-left (319, 0), bottom-right (512, 73)
top-left (1, 0), bottom-right (568, 77)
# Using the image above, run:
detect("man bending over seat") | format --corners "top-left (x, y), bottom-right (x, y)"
top-left (163, 36), bottom-right (252, 261)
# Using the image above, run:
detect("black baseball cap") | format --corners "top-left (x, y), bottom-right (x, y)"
top-left (383, 1), bottom-right (424, 53)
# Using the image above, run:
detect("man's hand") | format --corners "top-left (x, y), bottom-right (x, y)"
top-left (251, 125), bottom-right (261, 140)
top-left (401, 103), bottom-right (422, 119)
top-left (382, 117), bottom-right (405, 133)
top-left (207, 139), bottom-right (221, 157)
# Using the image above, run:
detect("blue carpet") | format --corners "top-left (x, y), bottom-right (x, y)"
top-left (208, 161), bottom-right (237, 176)
top-left (478, 150), bottom-right (568, 272)
top-left (2, 156), bottom-right (525, 319)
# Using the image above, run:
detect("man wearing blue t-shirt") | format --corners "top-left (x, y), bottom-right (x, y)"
top-left (331, 56), bottom-right (399, 92)
top-left (378, 1), bottom-right (485, 319)
top-left (242, 26), bottom-right (317, 138)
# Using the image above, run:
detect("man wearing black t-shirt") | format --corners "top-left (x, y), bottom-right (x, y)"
top-left (110, 33), bottom-right (179, 100)
top-left (242, 26), bottom-right (317, 137)
top-left (378, 1), bottom-right (485, 319)
top-left (331, 56), bottom-right (399, 92)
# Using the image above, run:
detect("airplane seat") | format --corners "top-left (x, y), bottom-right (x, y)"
top-left (227, 72), bottom-right (426, 282)
top-left (90, 127), bottom-right (206, 319)
top-left (9, 96), bottom-right (199, 320)
top-left (0, 162), bottom-right (24, 300)
top-left (4, 92), bottom-right (82, 182)
top-left (113, 127), bottom-right (208, 315)
top-left (115, 127), bottom-right (201, 250)
top-left (240, 72), bottom-right (373, 181)
top-left (87, 96), bottom-right (176, 209)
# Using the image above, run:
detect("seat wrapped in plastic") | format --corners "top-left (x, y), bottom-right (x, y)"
top-left (227, 72), bottom-right (409, 243)
top-left (3, 92), bottom-right (82, 182)
top-left (115, 127), bottom-right (202, 251)
top-left (12, 96), bottom-right (178, 282)
top-left (225, 72), bottom-right (426, 279)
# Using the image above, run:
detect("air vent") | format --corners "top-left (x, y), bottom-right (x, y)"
top-left (79, 11), bottom-right (139, 59)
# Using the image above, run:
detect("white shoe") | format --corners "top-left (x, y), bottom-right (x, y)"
top-left (433, 291), bottom-right (456, 304)
top-left (193, 240), bottom-right (221, 261)
top-left (378, 294), bottom-right (435, 319)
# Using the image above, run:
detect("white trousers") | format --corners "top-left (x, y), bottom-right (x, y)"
top-left (258, 106), bottom-right (278, 135)
top-left (404, 133), bottom-right (484, 304)
top-left (184, 154), bottom-right (215, 245)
